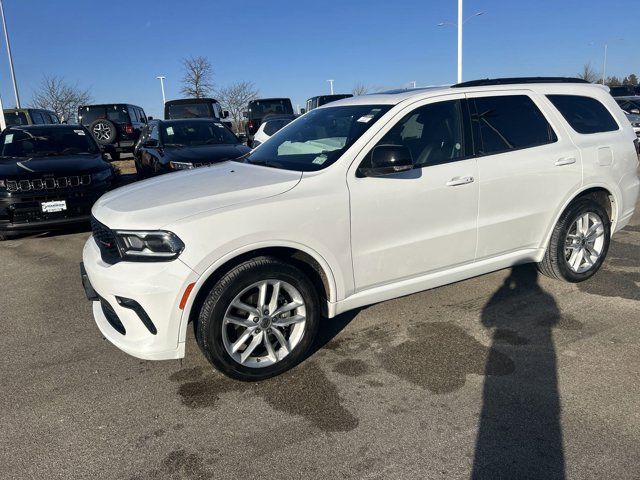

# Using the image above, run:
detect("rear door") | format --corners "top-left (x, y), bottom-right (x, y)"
top-left (467, 91), bottom-right (581, 259)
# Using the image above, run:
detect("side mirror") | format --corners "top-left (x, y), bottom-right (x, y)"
top-left (222, 110), bottom-right (230, 118)
top-left (242, 110), bottom-right (248, 119)
top-left (143, 138), bottom-right (159, 148)
top-left (101, 152), bottom-right (110, 161)
top-left (147, 116), bottom-right (153, 121)
top-left (300, 108), bottom-right (306, 115)
top-left (361, 145), bottom-right (414, 177)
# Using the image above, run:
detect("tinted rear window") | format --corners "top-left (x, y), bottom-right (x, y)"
top-left (5, 111), bottom-right (28, 126)
top-left (248, 99), bottom-right (293, 117)
top-left (79, 105), bottom-right (130, 125)
top-left (165, 102), bottom-right (214, 119)
top-left (471, 95), bottom-right (557, 155)
top-left (547, 95), bottom-right (619, 134)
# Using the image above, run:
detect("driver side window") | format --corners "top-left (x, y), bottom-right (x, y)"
top-left (362, 99), bottom-right (467, 169)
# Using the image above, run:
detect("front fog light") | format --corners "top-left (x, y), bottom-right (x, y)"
top-left (114, 230), bottom-right (185, 260)
top-left (169, 161), bottom-right (194, 170)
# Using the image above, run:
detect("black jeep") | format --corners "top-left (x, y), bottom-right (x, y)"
top-left (78, 104), bottom-right (147, 160)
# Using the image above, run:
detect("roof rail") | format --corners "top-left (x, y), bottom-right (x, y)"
top-left (452, 77), bottom-right (590, 88)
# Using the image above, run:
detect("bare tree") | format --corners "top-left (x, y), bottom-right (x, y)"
top-left (576, 63), bottom-right (599, 83)
top-left (215, 81), bottom-right (259, 132)
top-left (180, 56), bottom-right (214, 98)
top-left (31, 75), bottom-right (92, 123)
top-left (352, 82), bottom-right (371, 96)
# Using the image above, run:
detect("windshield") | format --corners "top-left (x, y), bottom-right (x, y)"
top-left (5, 111), bottom-right (28, 126)
top-left (161, 121), bottom-right (238, 146)
top-left (241, 105), bottom-right (391, 171)
top-left (248, 99), bottom-right (293, 117)
top-left (166, 102), bottom-right (213, 119)
top-left (0, 127), bottom-right (99, 157)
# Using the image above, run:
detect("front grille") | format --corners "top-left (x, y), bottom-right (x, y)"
top-left (91, 216), bottom-right (121, 263)
top-left (5, 175), bottom-right (91, 192)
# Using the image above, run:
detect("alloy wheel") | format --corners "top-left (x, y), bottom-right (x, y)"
top-left (564, 212), bottom-right (605, 273)
top-left (222, 280), bottom-right (306, 368)
top-left (92, 122), bottom-right (112, 142)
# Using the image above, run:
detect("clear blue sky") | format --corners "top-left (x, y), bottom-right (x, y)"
top-left (0, 0), bottom-right (637, 119)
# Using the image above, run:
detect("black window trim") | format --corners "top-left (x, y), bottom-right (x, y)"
top-left (467, 93), bottom-right (559, 157)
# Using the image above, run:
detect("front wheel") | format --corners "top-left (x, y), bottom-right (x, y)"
top-left (538, 198), bottom-right (610, 282)
top-left (196, 257), bottom-right (320, 381)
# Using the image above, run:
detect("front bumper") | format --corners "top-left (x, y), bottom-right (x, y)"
top-left (0, 187), bottom-right (107, 233)
top-left (82, 236), bottom-right (200, 360)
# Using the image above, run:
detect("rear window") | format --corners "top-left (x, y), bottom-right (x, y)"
top-left (471, 95), bottom-right (557, 155)
top-left (248, 99), bottom-right (293, 118)
top-left (263, 119), bottom-right (292, 136)
top-left (5, 111), bottom-right (28, 126)
top-left (547, 95), bottom-right (619, 134)
top-left (165, 102), bottom-right (213, 119)
top-left (79, 105), bottom-right (130, 125)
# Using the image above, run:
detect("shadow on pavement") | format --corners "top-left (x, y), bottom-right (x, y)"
top-left (472, 264), bottom-right (567, 479)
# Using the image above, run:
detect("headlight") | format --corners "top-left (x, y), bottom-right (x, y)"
top-left (93, 168), bottom-right (113, 182)
top-left (169, 161), bottom-right (194, 170)
top-left (113, 230), bottom-right (185, 260)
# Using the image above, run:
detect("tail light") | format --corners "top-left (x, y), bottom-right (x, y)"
top-left (247, 121), bottom-right (253, 130)
top-left (124, 124), bottom-right (134, 135)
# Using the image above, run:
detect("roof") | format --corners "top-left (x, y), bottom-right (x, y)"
top-left (248, 98), bottom-right (292, 103)
top-left (79, 103), bottom-right (143, 108)
top-left (323, 78), bottom-right (609, 108)
top-left (155, 118), bottom-right (225, 124)
top-left (5, 123), bottom-right (83, 129)
top-left (164, 98), bottom-right (219, 105)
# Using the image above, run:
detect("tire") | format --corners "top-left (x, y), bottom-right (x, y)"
top-left (89, 119), bottom-right (117, 146)
top-left (538, 197), bottom-right (610, 282)
top-left (110, 151), bottom-right (121, 161)
top-left (196, 256), bottom-right (320, 381)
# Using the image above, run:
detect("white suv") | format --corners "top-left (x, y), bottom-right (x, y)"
top-left (82, 78), bottom-right (640, 381)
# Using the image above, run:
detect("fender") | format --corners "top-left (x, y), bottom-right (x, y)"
top-left (177, 240), bottom-right (340, 344)
top-left (538, 181), bottom-right (622, 260)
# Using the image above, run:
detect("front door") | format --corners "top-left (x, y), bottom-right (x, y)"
top-left (348, 95), bottom-right (479, 291)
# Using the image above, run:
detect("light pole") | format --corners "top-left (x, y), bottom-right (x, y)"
top-left (438, 5), bottom-right (485, 83)
top-left (0, 0), bottom-right (20, 107)
top-left (156, 75), bottom-right (166, 104)
top-left (589, 39), bottom-right (623, 85)
top-left (327, 79), bottom-right (334, 95)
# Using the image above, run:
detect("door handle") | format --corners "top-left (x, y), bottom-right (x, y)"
top-left (446, 176), bottom-right (474, 187)
top-left (555, 157), bottom-right (577, 166)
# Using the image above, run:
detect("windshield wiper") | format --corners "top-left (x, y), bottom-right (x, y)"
top-left (164, 143), bottom-right (186, 148)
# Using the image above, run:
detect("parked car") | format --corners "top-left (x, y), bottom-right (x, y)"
top-left (3, 108), bottom-right (60, 127)
top-left (78, 104), bottom-right (147, 160)
top-left (251, 114), bottom-right (296, 147)
top-left (133, 118), bottom-right (250, 177)
top-left (82, 77), bottom-right (639, 381)
top-left (615, 97), bottom-right (640, 136)
top-left (0, 124), bottom-right (114, 240)
top-left (243, 98), bottom-right (293, 145)
top-left (164, 98), bottom-right (232, 130)
top-left (609, 85), bottom-right (638, 97)
top-left (305, 94), bottom-right (353, 112)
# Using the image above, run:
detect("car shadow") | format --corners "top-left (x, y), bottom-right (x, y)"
top-left (472, 264), bottom-right (567, 479)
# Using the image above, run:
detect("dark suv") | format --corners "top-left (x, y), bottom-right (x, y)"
top-left (164, 98), bottom-right (232, 130)
top-left (0, 124), bottom-right (114, 240)
top-left (243, 98), bottom-right (293, 144)
top-left (78, 104), bottom-right (147, 160)
top-left (305, 94), bottom-right (353, 112)
top-left (3, 108), bottom-right (60, 127)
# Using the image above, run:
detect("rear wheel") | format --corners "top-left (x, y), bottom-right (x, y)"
top-left (538, 198), bottom-right (610, 282)
top-left (196, 256), bottom-right (320, 381)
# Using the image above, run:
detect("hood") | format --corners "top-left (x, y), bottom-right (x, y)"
top-left (92, 161), bottom-right (302, 230)
top-left (163, 144), bottom-right (250, 164)
top-left (0, 154), bottom-right (108, 177)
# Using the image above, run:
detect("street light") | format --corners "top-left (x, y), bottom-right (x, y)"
top-left (156, 75), bottom-right (166, 104)
top-left (589, 39), bottom-right (623, 85)
top-left (327, 79), bottom-right (334, 95)
top-left (0, 0), bottom-right (20, 107)
top-left (437, 1), bottom-right (485, 83)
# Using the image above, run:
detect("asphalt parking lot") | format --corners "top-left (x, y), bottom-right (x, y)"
top-left (1, 193), bottom-right (639, 479)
